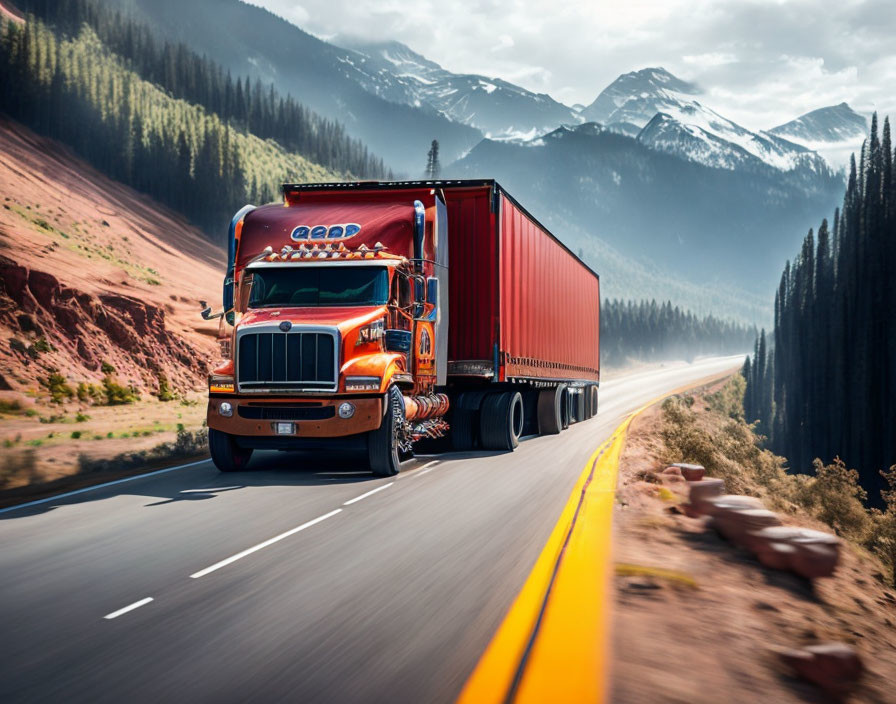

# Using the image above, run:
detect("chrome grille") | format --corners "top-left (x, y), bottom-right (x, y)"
top-left (236, 326), bottom-right (338, 392)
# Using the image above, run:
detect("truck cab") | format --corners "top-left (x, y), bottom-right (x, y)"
top-left (206, 189), bottom-right (448, 476)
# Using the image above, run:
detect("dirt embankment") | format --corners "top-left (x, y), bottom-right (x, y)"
top-left (0, 117), bottom-right (229, 490)
top-left (0, 117), bottom-right (225, 396)
top-left (611, 377), bottom-right (896, 703)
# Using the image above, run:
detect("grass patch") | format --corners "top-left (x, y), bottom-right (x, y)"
top-left (615, 563), bottom-right (698, 589)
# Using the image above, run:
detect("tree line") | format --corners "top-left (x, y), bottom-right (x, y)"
top-left (744, 115), bottom-right (895, 501)
top-left (601, 299), bottom-right (757, 366)
top-left (13, 0), bottom-right (389, 180)
top-left (0, 2), bottom-right (389, 239)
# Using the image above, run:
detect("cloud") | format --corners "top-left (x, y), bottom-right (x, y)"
top-left (250, 0), bottom-right (896, 129)
top-left (491, 34), bottom-right (514, 53)
top-left (682, 53), bottom-right (738, 68)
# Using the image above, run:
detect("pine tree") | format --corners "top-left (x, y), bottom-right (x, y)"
top-left (425, 139), bottom-right (440, 179)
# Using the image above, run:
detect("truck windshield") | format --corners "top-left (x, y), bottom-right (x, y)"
top-left (248, 266), bottom-right (389, 308)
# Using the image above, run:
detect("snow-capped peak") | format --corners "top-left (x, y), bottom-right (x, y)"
top-left (637, 102), bottom-right (828, 174)
top-left (580, 67), bottom-right (700, 126)
top-left (768, 103), bottom-right (868, 169)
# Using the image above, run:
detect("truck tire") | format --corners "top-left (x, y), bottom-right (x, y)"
top-left (537, 385), bottom-right (565, 435)
top-left (589, 385), bottom-right (599, 418)
top-left (582, 385), bottom-right (594, 420)
top-left (209, 428), bottom-right (253, 473)
top-left (368, 386), bottom-right (404, 476)
top-left (574, 390), bottom-right (586, 423)
top-left (561, 387), bottom-right (571, 429)
top-left (451, 391), bottom-right (487, 450)
top-left (480, 391), bottom-right (524, 451)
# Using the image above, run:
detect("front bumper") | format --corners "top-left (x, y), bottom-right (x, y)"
top-left (207, 395), bottom-right (384, 438)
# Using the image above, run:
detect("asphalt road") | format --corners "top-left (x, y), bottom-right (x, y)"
top-left (0, 356), bottom-right (741, 704)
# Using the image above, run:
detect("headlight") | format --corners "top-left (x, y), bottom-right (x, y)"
top-left (219, 402), bottom-right (234, 417)
top-left (209, 375), bottom-right (234, 393)
top-left (356, 318), bottom-right (385, 346)
top-left (338, 402), bottom-right (355, 419)
top-left (345, 376), bottom-right (381, 391)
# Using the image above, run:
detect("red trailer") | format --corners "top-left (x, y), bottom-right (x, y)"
top-left (204, 180), bottom-right (600, 474)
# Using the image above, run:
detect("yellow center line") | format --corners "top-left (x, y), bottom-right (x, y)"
top-left (456, 374), bottom-right (730, 704)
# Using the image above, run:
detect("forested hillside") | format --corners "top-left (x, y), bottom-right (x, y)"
top-left (744, 115), bottom-right (896, 500)
top-left (601, 299), bottom-right (756, 367)
top-left (1, 0), bottom-right (389, 239)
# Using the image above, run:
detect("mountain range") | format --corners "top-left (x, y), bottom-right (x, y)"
top-left (64, 0), bottom-right (868, 318)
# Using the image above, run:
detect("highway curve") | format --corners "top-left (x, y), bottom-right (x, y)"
top-left (0, 356), bottom-right (741, 704)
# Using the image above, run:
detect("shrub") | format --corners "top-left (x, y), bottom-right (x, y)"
top-left (31, 337), bottom-right (53, 353)
top-left (75, 412), bottom-right (89, 422)
top-left (43, 371), bottom-right (74, 404)
top-left (706, 374), bottom-right (746, 421)
top-left (1, 449), bottom-right (38, 488)
top-left (100, 361), bottom-right (115, 374)
top-left (74, 427), bottom-right (208, 476)
top-left (102, 375), bottom-right (137, 405)
top-left (76, 382), bottom-right (104, 404)
top-left (791, 458), bottom-right (871, 541)
top-left (869, 466), bottom-right (896, 585)
top-left (156, 373), bottom-right (175, 402)
top-left (0, 399), bottom-right (22, 413)
top-left (70, 430), bottom-right (82, 439)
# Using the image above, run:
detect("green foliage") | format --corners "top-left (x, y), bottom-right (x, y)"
top-left (743, 114), bottom-right (896, 504)
top-left (156, 373), bottom-right (175, 402)
top-left (70, 430), bottom-right (82, 439)
top-left (0, 399), bottom-right (23, 413)
top-left (792, 458), bottom-right (871, 542)
top-left (706, 373), bottom-right (746, 421)
top-left (101, 375), bottom-right (138, 405)
top-left (31, 336), bottom-right (53, 353)
top-left (661, 380), bottom-right (790, 499)
top-left (600, 299), bottom-right (757, 366)
top-left (100, 361), bottom-right (115, 374)
top-left (75, 412), bottom-right (89, 422)
top-left (42, 371), bottom-right (74, 403)
top-left (0, 4), bottom-right (387, 241)
top-left (76, 382), bottom-right (103, 403)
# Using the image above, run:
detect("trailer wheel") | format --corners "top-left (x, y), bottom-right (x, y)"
top-left (480, 391), bottom-right (524, 451)
top-left (369, 386), bottom-right (404, 476)
top-left (209, 428), bottom-right (253, 473)
top-left (574, 390), bottom-right (586, 423)
top-left (450, 391), bottom-right (487, 450)
top-left (561, 386), bottom-right (571, 429)
top-left (537, 385), bottom-right (565, 435)
top-left (588, 385), bottom-right (599, 418)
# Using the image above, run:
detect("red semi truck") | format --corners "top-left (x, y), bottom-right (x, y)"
top-left (204, 180), bottom-right (600, 474)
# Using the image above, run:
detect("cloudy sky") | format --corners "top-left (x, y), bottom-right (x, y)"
top-left (251, 0), bottom-right (894, 130)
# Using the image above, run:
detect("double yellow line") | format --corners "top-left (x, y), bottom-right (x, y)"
top-left (457, 410), bottom-right (642, 704)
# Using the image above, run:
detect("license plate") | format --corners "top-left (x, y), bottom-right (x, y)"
top-left (275, 422), bottom-right (295, 435)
